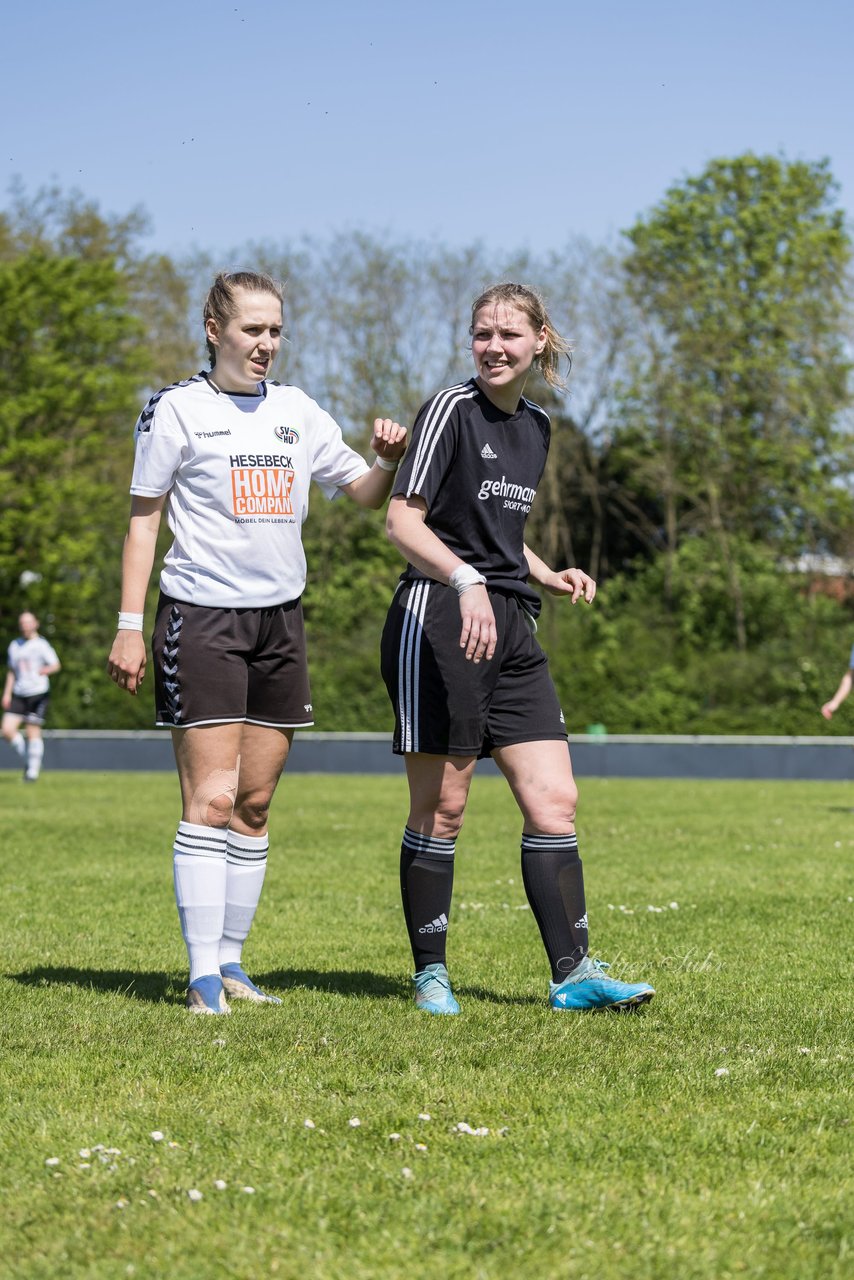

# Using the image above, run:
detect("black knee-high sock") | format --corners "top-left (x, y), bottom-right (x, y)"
top-left (400, 827), bottom-right (455, 971)
top-left (521, 832), bottom-right (588, 982)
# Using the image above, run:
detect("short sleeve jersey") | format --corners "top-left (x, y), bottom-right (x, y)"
top-left (391, 379), bottom-right (550, 612)
top-left (8, 636), bottom-right (59, 697)
top-left (130, 374), bottom-right (370, 608)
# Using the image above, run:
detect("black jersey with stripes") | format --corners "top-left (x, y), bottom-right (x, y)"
top-left (391, 378), bottom-right (550, 613)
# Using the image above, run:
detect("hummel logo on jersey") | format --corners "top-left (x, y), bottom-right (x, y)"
top-left (574, 913), bottom-right (588, 930)
top-left (418, 913), bottom-right (448, 934)
top-left (481, 442), bottom-right (498, 459)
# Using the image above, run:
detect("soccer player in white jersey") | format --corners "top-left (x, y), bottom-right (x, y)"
top-left (380, 283), bottom-right (654, 1014)
top-left (107, 271), bottom-right (406, 1015)
top-left (2, 611), bottom-right (61, 782)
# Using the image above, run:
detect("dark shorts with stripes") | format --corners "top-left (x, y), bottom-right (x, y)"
top-left (8, 693), bottom-right (50, 725)
top-left (152, 593), bottom-right (313, 729)
top-left (380, 580), bottom-right (567, 757)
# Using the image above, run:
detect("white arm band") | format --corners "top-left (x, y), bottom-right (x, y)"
top-left (375, 455), bottom-right (400, 472)
top-left (117, 612), bottom-right (144, 632)
top-left (449, 564), bottom-right (487, 596)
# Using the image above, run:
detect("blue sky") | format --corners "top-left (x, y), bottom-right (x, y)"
top-left (3, 0), bottom-right (851, 258)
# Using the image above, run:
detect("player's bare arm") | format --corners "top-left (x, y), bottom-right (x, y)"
top-left (387, 495), bottom-right (497, 663)
top-left (821, 669), bottom-right (852, 720)
top-left (523, 544), bottom-right (596, 603)
top-left (341, 418), bottom-right (407, 509)
top-left (107, 494), bottom-right (167, 695)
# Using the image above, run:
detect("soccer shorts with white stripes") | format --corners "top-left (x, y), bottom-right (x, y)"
top-left (152, 593), bottom-right (313, 729)
top-left (380, 579), bottom-right (568, 757)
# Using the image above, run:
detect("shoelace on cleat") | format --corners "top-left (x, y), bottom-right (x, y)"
top-left (572, 958), bottom-right (611, 982)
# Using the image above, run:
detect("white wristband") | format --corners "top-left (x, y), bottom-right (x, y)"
top-left (375, 455), bottom-right (400, 472)
top-left (449, 564), bottom-right (487, 595)
top-left (117, 612), bottom-right (144, 632)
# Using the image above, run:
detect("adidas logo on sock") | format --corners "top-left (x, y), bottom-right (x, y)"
top-left (574, 913), bottom-right (588, 930)
top-left (480, 442), bottom-right (498, 459)
top-left (418, 913), bottom-right (448, 934)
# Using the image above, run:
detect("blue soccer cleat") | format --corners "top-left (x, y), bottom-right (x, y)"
top-left (549, 956), bottom-right (655, 1011)
top-left (186, 974), bottom-right (231, 1015)
top-left (412, 963), bottom-right (460, 1015)
top-left (220, 963), bottom-right (282, 1005)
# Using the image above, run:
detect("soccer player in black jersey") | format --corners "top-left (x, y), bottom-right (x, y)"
top-left (380, 283), bottom-right (654, 1013)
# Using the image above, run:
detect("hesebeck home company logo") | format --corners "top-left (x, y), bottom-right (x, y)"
top-left (275, 425), bottom-right (300, 444)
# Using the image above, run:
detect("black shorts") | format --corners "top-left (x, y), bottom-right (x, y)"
top-left (152, 593), bottom-right (313, 730)
top-left (380, 581), bottom-right (567, 757)
top-left (7, 693), bottom-right (50, 726)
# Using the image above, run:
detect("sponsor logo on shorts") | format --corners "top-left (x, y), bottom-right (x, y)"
top-left (477, 474), bottom-right (537, 512)
top-left (574, 913), bottom-right (588, 930)
top-left (275, 425), bottom-right (300, 444)
top-left (304, 704), bottom-right (312, 713)
top-left (480, 442), bottom-right (498, 459)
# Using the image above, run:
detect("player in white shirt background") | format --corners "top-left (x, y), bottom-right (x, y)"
top-left (107, 270), bottom-right (406, 1015)
top-left (2, 610), bottom-right (61, 782)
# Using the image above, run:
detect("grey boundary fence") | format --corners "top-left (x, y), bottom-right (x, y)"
top-left (3, 731), bottom-right (854, 781)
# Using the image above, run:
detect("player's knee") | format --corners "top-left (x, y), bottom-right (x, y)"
top-left (531, 781), bottom-right (578, 833)
top-left (420, 796), bottom-right (466, 840)
top-left (233, 795), bottom-right (270, 833)
top-left (187, 766), bottom-right (239, 828)
top-left (565, 779), bottom-right (579, 825)
top-left (204, 793), bottom-right (235, 827)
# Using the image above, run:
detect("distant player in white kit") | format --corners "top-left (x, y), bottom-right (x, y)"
top-left (107, 270), bottom-right (406, 1015)
top-left (2, 611), bottom-right (61, 782)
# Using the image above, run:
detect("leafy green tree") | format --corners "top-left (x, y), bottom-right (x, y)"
top-left (542, 535), bottom-right (854, 736)
top-left (0, 251), bottom-right (146, 721)
top-left (616, 154), bottom-right (853, 646)
top-left (2, 181), bottom-right (197, 391)
top-left (301, 492), bottom-right (403, 731)
top-left (0, 185), bottom-right (197, 727)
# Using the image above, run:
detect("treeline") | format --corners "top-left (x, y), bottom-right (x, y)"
top-left (2, 155), bottom-right (853, 737)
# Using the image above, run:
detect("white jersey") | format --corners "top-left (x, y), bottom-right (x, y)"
top-left (130, 374), bottom-right (371, 607)
top-left (7, 636), bottom-right (59, 697)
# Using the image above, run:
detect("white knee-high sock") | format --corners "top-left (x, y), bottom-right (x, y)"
top-left (173, 821), bottom-right (228, 984)
top-left (26, 738), bottom-right (44, 777)
top-left (9, 733), bottom-right (25, 759)
top-left (219, 830), bottom-right (269, 968)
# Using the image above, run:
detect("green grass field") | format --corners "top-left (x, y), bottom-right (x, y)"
top-left (0, 771), bottom-right (850, 1279)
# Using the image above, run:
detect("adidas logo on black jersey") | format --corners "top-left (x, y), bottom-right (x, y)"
top-left (480, 442), bottom-right (498, 459)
